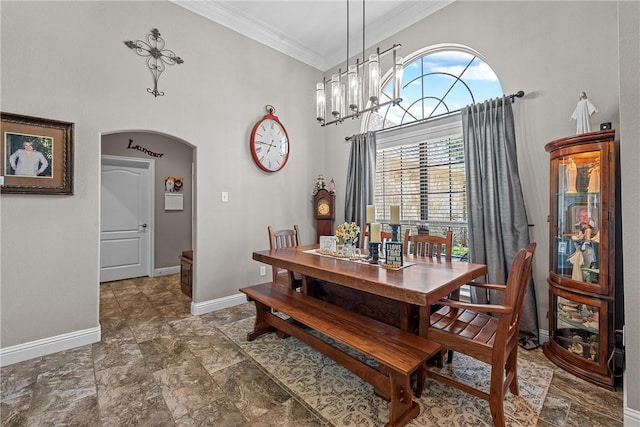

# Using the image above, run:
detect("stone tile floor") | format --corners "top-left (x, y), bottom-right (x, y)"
top-left (1, 275), bottom-right (624, 426)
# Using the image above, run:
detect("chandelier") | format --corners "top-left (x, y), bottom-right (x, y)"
top-left (316, 0), bottom-right (403, 126)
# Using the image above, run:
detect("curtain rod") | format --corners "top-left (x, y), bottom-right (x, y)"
top-left (344, 90), bottom-right (525, 141)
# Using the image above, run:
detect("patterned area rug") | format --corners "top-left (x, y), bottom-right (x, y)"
top-left (219, 316), bottom-right (553, 426)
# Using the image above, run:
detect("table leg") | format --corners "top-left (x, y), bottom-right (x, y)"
top-left (300, 274), bottom-right (319, 296)
top-left (418, 305), bottom-right (431, 338)
top-left (399, 303), bottom-right (418, 333)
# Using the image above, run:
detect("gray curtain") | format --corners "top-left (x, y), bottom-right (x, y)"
top-left (345, 131), bottom-right (376, 247)
top-left (462, 97), bottom-right (539, 349)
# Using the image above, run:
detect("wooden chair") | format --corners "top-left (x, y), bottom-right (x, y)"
top-left (402, 229), bottom-right (452, 260)
top-left (267, 225), bottom-right (302, 288)
top-left (361, 227), bottom-right (394, 250)
top-left (423, 243), bottom-right (536, 427)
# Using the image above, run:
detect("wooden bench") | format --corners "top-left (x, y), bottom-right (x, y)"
top-left (240, 282), bottom-right (441, 427)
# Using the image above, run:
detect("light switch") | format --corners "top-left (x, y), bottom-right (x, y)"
top-left (221, 191), bottom-right (228, 203)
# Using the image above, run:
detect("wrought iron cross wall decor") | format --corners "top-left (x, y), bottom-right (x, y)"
top-left (124, 28), bottom-right (184, 97)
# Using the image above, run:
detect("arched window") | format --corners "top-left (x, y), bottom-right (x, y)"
top-left (365, 45), bottom-right (502, 131)
top-left (366, 46), bottom-right (502, 258)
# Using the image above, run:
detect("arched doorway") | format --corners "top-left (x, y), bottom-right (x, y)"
top-left (100, 131), bottom-right (195, 291)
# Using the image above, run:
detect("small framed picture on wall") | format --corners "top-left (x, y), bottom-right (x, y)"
top-left (1, 112), bottom-right (74, 194)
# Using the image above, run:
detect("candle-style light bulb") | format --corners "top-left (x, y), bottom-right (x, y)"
top-left (331, 74), bottom-right (342, 117)
top-left (316, 82), bottom-right (326, 122)
top-left (393, 55), bottom-right (404, 101)
top-left (368, 53), bottom-right (380, 104)
top-left (347, 65), bottom-right (360, 112)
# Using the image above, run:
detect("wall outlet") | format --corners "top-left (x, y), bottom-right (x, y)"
top-left (260, 266), bottom-right (266, 276)
top-left (221, 191), bottom-right (229, 203)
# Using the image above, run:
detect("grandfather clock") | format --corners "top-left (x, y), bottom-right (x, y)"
top-left (313, 188), bottom-right (335, 243)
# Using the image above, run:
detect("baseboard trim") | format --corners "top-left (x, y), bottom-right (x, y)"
top-left (0, 326), bottom-right (101, 367)
top-left (624, 405), bottom-right (640, 426)
top-left (154, 266), bottom-right (180, 276)
top-left (191, 293), bottom-right (247, 316)
top-left (538, 328), bottom-right (549, 344)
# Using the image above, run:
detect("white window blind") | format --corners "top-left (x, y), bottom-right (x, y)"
top-left (374, 112), bottom-right (467, 239)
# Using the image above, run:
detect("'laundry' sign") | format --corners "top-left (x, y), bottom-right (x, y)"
top-left (127, 139), bottom-right (164, 158)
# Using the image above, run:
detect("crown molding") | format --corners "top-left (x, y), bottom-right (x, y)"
top-left (170, 0), bottom-right (327, 70)
top-left (171, 0), bottom-right (454, 72)
top-left (324, 1), bottom-right (454, 70)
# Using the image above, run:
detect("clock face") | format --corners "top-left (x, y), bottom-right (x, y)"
top-left (317, 198), bottom-right (330, 215)
top-left (250, 116), bottom-right (290, 172)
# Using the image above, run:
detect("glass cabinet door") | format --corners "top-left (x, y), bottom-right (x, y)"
top-left (550, 149), bottom-right (607, 294)
top-left (555, 295), bottom-right (600, 361)
top-left (549, 287), bottom-right (611, 377)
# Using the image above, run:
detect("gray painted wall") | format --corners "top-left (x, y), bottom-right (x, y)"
top-left (102, 132), bottom-right (193, 269)
top-left (1, 0), bottom-right (637, 419)
top-left (617, 1), bottom-right (640, 420)
top-left (1, 0), bottom-right (323, 347)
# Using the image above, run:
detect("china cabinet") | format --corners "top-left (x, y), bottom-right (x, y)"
top-left (542, 129), bottom-right (623, 389)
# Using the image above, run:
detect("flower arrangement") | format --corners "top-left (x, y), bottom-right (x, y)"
top-left (335, 222), bottom-right (361, 246)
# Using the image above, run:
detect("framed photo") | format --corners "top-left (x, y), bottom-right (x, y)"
top-left (1, 112), bottom-right (73, 194)
top-left (566, 202), bottom-right (599, 234)
top-left (319, 235), bottom-right (337, 253)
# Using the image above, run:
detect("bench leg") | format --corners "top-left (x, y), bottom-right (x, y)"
top-left (415, 363), bottom-right (425, 398)
top-left (381, 367), bottom-right (420, 427)
top-left (246, 299), bottom-right (275, 341)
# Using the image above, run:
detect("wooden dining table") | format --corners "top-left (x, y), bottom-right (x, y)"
top-left (253, 245), bottom-right (488, 337)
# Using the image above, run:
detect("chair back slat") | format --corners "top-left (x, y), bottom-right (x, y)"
top-left (510, 242), bottom-right (536, 328)
top-left (499, 244), bottom-right (536, 331)
top-left (267, 225), bottom-right (302, 287)
top-left (269, 225), bottom-right (300, 250)
top-left (403, 229), bottom-right (453, 261)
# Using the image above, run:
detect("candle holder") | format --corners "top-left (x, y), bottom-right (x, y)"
top-left (369, 242), bottom-right (381, 264)
top-left (390, 224), bottom-right (401, 241)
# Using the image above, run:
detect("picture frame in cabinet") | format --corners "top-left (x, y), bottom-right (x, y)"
top-left (565, 202), bottom-right (599, 235)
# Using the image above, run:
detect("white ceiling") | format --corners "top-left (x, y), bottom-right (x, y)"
top-left (170, 0), bottom-right (454, 71)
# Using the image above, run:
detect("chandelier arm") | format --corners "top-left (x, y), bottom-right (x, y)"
top-left (321, 97), bottom-right (402, 127)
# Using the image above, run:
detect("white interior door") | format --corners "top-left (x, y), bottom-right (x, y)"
top-left (100, 155), bottom-right (154, 282)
